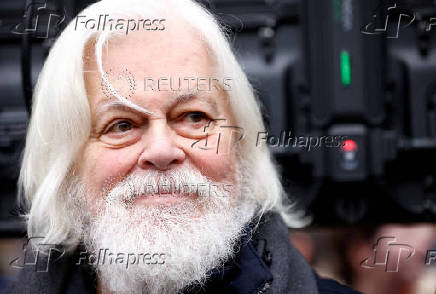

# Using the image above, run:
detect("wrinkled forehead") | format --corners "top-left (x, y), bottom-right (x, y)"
top-left (81, 20), bottom-right (222, 112)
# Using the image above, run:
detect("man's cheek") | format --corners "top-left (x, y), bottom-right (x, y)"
top-left (187, 148), bottom-right (236, 180)
top-left (89, 148), bottom-right (141, 188)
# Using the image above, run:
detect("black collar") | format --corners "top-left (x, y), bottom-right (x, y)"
top-left (181, 231), bottom-right (274, 294)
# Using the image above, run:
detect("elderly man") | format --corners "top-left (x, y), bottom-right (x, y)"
top-left (6, 0), bottom-right (359, 293)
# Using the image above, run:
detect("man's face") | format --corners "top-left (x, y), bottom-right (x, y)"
top-left (65, 21), bottom-right (257, 294)
top-left (69, 23), bottom-right (258, 294)
top-left (77, 24), bottom-right (238, 207)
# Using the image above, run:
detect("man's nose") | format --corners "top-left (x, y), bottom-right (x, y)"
top-left (137, 120), bottom-right (185, 170)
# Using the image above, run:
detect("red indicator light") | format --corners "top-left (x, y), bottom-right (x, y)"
top-left (342, 139), bottom-right (357, 152)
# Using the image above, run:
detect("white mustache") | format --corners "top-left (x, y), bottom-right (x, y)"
top-left (104, 167), bottom-right (231, 204)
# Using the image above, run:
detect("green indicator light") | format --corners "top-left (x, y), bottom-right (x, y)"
top-left (340, 50), bottom-right (351, 86)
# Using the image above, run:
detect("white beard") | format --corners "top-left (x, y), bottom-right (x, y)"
top-left (68, 165), bottom-right (258, 294)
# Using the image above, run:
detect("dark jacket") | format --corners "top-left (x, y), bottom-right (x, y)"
top-left (5, 213), bottom-right (360, 294)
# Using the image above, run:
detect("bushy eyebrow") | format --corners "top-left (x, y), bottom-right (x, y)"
top-left (94, 90), bottom-right (220, 118)
top-left (95, 99), bottom-right (152, 117)
top-left (171, 90), bottom-right (218, 113)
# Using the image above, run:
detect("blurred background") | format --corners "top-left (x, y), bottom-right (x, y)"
top-left (0, 0), bottom-right (435, 293)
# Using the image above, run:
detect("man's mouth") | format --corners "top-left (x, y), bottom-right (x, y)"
top-left (128, 192), bottom-right (197, 206)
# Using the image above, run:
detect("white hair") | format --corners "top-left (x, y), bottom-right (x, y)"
top-left (18, 0), bottom-right (307, 247)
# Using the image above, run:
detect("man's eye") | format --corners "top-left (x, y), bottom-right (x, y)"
top-left (184, 112), bottom-right (210, 124)
top-left (106, 120), bottom-right (133, 133)
top-left (99, 119), bottom-right (141, 147)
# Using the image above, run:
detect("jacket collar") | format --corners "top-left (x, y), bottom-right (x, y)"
top-left (252, 212), bottom-right (319, 294)
top-left (176, 212), bottom-right (319, 294)
top-left (181, 226), bottom-right (274, 294)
